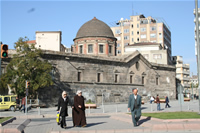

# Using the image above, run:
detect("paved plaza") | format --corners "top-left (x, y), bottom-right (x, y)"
top-left (1, 100), bottom-right (200, 133)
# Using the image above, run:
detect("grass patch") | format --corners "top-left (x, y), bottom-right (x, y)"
top-left (0, 117), bottom-right (12, 124)
top-left (141, 112), bottom-right (200, 119)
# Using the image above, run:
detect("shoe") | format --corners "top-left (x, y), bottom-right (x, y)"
top-left (63, 126), bottom-right (67, 129)
top-left (81, 125), bottom-right (87, 127)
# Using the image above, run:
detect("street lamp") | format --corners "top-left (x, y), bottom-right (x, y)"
top-left (195, 0), bottom-right (200, 113)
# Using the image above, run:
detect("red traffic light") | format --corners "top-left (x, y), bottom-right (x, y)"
top-left (1, 44), bottom-right (8, 58)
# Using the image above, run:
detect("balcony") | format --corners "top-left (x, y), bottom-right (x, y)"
top-left (183, 70), bottom-right (190, 75)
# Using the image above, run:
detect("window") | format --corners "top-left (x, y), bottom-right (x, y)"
top-left (137, 31), bottom-right (139, 35)
top-left (78, 72), bottom-right (81, 81)
top-left (150, 26), bottom-right (156, 31)
top-left (79, 45), bottom-right (83, 54)
top-left (156, 77), bottom-right (158, 85)
top-left (150, 34), bottom-right (156, 38)
top-left (118, 50), bottom-right (121, 54)
top-left (125, 43), bottom-right (129, 46)
top-left (137, 24), bottom-right (139, 28)
top-left (130, 75), bottom-right (133, 84)
top-left (131, 24), bottom-right (133, 28)
top-left (117, 44), bottom-right (120, 47)
top-left (4, 97), bottom-right (10, 102)
top-left (109, 45), bottom-right (112, 54)
top-left (142, 77), bottom-right (144, 84)
top-left (88, 44), bottom-right (93, 53)
top-left (11, 97), bottom-right (16, 102)
top-left (136, 62), bottom-right (139, 70)
top-left (140, 27), bottom-right (146, 32)
top-left (137, 38), bottom-right (139, 41)
top-left (132, 38), bottom-right (134, 42)
top-left (99, 44), bottom-right (104, 53)
top-left (124, 29), bottom-right (129, 33)
top-left (0, 97), bottom-right (2, 102)
top-left (97, 73), bottom-right (101, 82)
top-left (132, 31), bottom-right (134, 35)
top-left (115, 29), bottom-right (121, 34)
top-left (159, 33), bottom-right (162, 38)
top-left (124, 36), bottom-right (129, 40)
top-left (115, 74), bottom-right (118, 83)
top-left (153, 54), bottom-right (162, 59)
top-left (141, 34), bottom-right (146, 39)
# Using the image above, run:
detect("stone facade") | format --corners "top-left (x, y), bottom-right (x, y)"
top-left (2, 49), bottom-right (176, 107)
top-left (37, 50), bottom-right (176, 106)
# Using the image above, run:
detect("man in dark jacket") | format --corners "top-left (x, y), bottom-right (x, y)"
top-left (128, 88), bottom-right (142, 127)
top-left (165, 96), bottom-right (171, 108)
top-left (156, 94), bottom-right (160, 111)
top-left (57, 91), bottom-right (73, 129)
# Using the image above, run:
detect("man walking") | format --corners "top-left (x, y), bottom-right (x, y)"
top-left (156, 94), bottom-right (160, 111)
top-left (128, 88), bottom-right (142, 127)
top-left (165, 96), bottom-right (171, 108)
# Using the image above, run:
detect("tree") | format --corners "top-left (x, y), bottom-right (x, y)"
top-left (0, 37), bottom-right (53, 97)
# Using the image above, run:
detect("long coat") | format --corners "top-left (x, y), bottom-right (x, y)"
top-left (128, 94), bottom-right (142, 112)
top-left (57, 96), bottom-right (72, 117)
top-left (72, 95), bottom-right (86, 126)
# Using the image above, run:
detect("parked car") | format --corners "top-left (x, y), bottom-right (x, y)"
top-left (0, 95), bottom-right (17, 111)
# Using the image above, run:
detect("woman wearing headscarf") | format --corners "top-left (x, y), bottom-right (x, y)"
top-left (72, 90), bottom-right (87, 127)
top-left (57, 91), bottom-right (73, 129)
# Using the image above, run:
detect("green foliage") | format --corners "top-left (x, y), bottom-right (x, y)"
top-left (86, 99), bottom-right (94, 104)
top-left (0, 37), bottom-right (53, 97)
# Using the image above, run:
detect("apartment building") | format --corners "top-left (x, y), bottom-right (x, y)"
top-left (124, 42), bottom-right (169, 65)
top-left (172, 56), bottom-right (190, 93)
top-left (111, 14), bottom-right (171, 59)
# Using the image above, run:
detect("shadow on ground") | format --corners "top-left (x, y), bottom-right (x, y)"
top-left (138, 116), bottom-right (151, 126)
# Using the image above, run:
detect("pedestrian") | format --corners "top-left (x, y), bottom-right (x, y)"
top-left (156, 94), bottom-right (160, 111)
top-left (150, 96), bottom-right (154, 104)
top-left (128, 88), bottom-right (142, 127)
top-left (72, 90), bottom-right (87, 127)
top-left (16, 96), bottom-right (20, 110)
top-left (57, 91), bottom-right (73, 129)
top-left (20, 96), bottom-right (26, 113)
top-left (165, 96), bottom-right (171, 108)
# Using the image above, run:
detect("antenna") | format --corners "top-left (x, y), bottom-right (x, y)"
top-left (132, 2), bottom-right (134, 16)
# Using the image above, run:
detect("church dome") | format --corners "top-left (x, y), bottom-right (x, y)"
top-left (74, 17), bottom-right (116, 41)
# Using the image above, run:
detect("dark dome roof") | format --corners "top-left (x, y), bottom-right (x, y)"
top-left (74, 17), bottom-right (116, 41)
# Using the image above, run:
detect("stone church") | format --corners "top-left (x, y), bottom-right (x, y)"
top-left (2, 17), bottom-right (176, 106)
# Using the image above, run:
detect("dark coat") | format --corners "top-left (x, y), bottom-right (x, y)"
top-left (72, 95), bottom-right (86, 126)
top-left (57, 96), bottom-right (72, 117)
top-left (156, 96), bottom-right (160, 103)
top-left (128, 94), bottom-right (142, 112)
top-left (165, 97), bottom-right (169, 103)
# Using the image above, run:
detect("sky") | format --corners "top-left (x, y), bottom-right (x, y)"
top-left (0, 0), bottom-right (199, 75)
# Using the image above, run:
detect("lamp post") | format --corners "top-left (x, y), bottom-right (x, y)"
top-left (195, 0), bottom-right (200, 113)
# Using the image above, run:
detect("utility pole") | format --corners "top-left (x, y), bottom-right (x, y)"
top-left (0, 42), bottom-right (2, 77)
top-left (195, 0), bottom-right (200, 113)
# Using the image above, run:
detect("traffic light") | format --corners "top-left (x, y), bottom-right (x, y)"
top-left (1, 44), bottom-right (8, 58)
top-left (26, 81), bottom-right (30, 88)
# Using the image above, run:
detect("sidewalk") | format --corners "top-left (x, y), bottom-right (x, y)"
top-left (1, 100), bottom-right (200, 133)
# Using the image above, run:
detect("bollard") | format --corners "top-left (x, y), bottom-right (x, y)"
top-left (102, 105), bottom-right (105, 113)
top-left (116, 104), bottom-right (118, 113)
top-left (89, 106), bottom-right (91, 114)
top-left (38, 107), bottom-right (40, 115)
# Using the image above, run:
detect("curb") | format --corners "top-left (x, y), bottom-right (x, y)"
top-left (0, 117), bottom-right (16, 127)
top-left (0, 119), bottom-right (31, 133)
